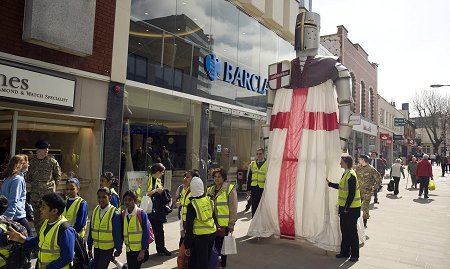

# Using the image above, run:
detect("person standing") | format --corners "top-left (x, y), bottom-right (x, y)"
top-left (63, 178), bottom-right (88, 237)
top-left (369, 152), bottom-right (386, 204)
top-left (441, 155), bottom-right (448, 177)
top-left (390, 159), bottom-right (405, 195)
top-left (28, 140), bottom-right (61, 232)
top-left (408, 157), bottom-right (418, 188)
top-left (100, 173), bottom-right (120, 209)
top-left (327, 156), bottom-right (361, 262)
top-left (416, 154), bottom-right (433, 199)
top-left (246, 148), bottom-right (267, 217)
top-left (354, 155), bottom-right (381, 228)
top-left (207, 168), bottom-right (238, 269)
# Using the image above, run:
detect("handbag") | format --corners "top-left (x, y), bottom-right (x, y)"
top-left (221, 235), bottom-right (237, 255)
top-left (387, 180), bottom-right (394, 192)
top-left (208, 246), bottom-right (219, 269)
top-left (140, 195), bottom-right (153, 214)
top-left (428, 179), bottom-right (435, 191)
top-left (177, 243), bottom-right (189, 269)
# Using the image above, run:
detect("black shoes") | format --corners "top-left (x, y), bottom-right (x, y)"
top-left (374, 199), bottom-right (379, 204)
top-left (349, 257), bottom-right (359, 262)
top-left (335, 253), bottom-right (350, 258)
top-left (363, 219), bottom-right (367, 228)
top-left (157, 250), bottom-right (172, 256)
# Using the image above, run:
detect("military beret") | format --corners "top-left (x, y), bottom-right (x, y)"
top-left (35, 140), bottom-right (49, 149)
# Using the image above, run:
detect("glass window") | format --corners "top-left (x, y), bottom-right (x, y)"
top-left (211, 0), bottom-right (239, 63)
top-left (278, 38), bottom-right (295, 61)
top-left (260, 26), bottom-right (278, 78)
top-left (238, 12), bottom-right (260, 74)
top-left (176, 0), bottom-right (211, 49)
top-left (360, 81), bottom-right (366, 117)
top-left (173, 37), bottom-right (193, 92)
top-left (131, 1), bottom-right (177, 33)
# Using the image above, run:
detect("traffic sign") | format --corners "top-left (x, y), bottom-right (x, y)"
top-left (394, 118), bottom-right (406, 126)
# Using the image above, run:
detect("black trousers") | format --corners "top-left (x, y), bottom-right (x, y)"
top-left (126, 251), bottom-right (144, 269)
top-left (251, 186), bottom-right (264, 217)
top-left (442, 164), bottom-right (447, 176)
top-left (392, 176), bottom-right (400, 195)
top-left (214, 228), bottom-right (229, 267)
top-left (419, 176), bottom-right (430, 197)
top-left (189, 233), bottom-right (216, 269)
top-left (149, 217), bottom-right (167, 253)
top-left (93, 248), bottom-right (113, 269)
top-left (339, 213), bottom-right (359, 258)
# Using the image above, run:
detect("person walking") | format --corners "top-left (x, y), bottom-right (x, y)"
top-left (246, 148), bottom-right (267, 217)
top-left (369, 152), bottom-right (386, 203)
top-left (354, 155), bottom-right (381, 228)
top-left (63, 178), bottom-right (88, 237)
top-left (207, 168), bottom-right (238, 269)
top-left (327, 156), bottom-right (361, 262)
top-left (390, 159), bottom-right (405, 195)
top-left (100, 173), bottom-right (120, 209)
top-left (416, 154), bottom-right (433, 199)
top-left (28, 140), bottom-right (61, 232)
top-left (408, 157), bottom-right (418, 188)
top-left (177, 170), bottom-right (199, 246)
top-left (441, 155), bottom-right (448, 177)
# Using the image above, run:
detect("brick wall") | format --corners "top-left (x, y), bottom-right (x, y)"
top-left (0, 0), bottom-right (116, 76)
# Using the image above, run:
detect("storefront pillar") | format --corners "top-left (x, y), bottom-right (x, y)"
top-left (199, 102), bottom-right (210, 182)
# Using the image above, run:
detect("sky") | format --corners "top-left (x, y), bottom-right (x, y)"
top-left (312, 0), bottom-right (450, 110)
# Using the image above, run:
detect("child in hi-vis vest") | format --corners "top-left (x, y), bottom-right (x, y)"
top-left (62, 178), bottom-right (88, 237)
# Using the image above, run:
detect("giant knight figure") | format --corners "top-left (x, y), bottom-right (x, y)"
top-left (247, 6), bottom-right (358, 251)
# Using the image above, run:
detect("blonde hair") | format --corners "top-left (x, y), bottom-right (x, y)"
top-left (2, 154), bottom-right (28, 178)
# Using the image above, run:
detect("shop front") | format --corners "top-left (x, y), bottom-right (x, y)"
top-left (0, 59), bottom-right (108, 207)
top-left (350, 115), bottom-right (378, 158)
top-left (379, 131), bottom-right (393, 165)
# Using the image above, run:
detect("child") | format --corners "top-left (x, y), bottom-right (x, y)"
top-left (62, 178), bottom-right (88, 237)
top-left (8, 193), bottom-right (76, 269)
top-left (87, 187), bottom-right (122, 269)
top-left (122, 190), bottom-right (151, 269)
top-left (100, 173), bottom-right (120, 209)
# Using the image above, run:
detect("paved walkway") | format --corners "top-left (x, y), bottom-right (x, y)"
top-left (106, 165), bottom-right (450, 268)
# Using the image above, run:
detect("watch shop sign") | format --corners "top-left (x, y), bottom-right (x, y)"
top-left (0, 63), bottom-right (75, 109)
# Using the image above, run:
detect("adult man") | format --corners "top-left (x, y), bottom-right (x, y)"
top-left (441, 155), bottom-right (448, 177)
top-left (416, 154), bottom-right (433, 199)
top-left (28, 140), bottom-right (61, 232)
top-left (370, 152), bottom-right (386, 203)
top-left (246, 148), bottom-right (267, 217)
top-left (408, 157), bottom-right (418, 188)
top-left (354, 155), bottom-right (381, 228)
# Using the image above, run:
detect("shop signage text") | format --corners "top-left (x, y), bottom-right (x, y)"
top-left (393, 134), bottom-right (404, 141)
top-left (204, 53), bottom-right (267, 94)
top-left (394, 118), bottom-right (406, 126)
top-left (0, 63), bottom-right (75, 109)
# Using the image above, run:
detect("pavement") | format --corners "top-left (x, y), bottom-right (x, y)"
top-left (104, 165), bottom-right (450, 268)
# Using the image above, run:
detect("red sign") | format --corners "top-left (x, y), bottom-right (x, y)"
top-left (380, 133), bottom-right (392, 141)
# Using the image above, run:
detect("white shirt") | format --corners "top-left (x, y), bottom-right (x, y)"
top-left (126, 205), bottom-right (137, 217)
top-left (99, 204), bottom-right (111, 219)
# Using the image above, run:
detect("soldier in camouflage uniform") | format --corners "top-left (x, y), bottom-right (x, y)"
top-left (354, 155), bottom-right (381, 228)
top-left (28, 140), bottom-right (61, 232)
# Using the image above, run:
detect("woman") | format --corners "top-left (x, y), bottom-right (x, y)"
top-left (137, 163), bottom-right (171, 256)
top-left (177, 170), bottom-right (199, 246)
top-left (390, 158), bottom-right (405, 195)
top-left (100, 172), bottom-right (120, 208)
top-left (207, 168), bottom-right (237, 269)
top-left (408, 157), bottom-right (418, 188)
top-left (327, 156), bottom-right (361, 262)
top-left (0, 154), bottom-right (33, 236)
top-left (184, 177), bottom-right (216, 269)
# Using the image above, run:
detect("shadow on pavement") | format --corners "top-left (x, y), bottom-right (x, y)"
top-left (413, 198), bottom-right (434, 204)
top-left (385, 194), bottom-right (402, 199)
top-left (228, 236), bottom-right (355, 269)
top-left (141, 250), bottom-right (179, 268)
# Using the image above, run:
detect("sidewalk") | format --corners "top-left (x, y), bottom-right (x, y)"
top-left (108, 165), bottom-right (450, 268)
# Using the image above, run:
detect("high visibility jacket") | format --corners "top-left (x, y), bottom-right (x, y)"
top-left (191, 197), bottom-right (216, 235)
top-left (207, 183), bottom-right (235, 227)
top-left (0, 223), bottom-right (11, 267)
top-left (338, 169), bottom-right (362, 208)
top-left (137, 177), bottom-right (162, 202)
top-left (111, 188), bottom-right (121, 208)
top-left (62, 196), bottom-right (86, 237)
top-left (91, 205), bottom-right (116, 250)
top-left (38, 216), bottom-right (70, 269)
top-left (123, 213), bottom-right (143, 252)
top-left (251, 161), bottom-right (267, 188)
top-left (180, 187), bottom-right (191, 222)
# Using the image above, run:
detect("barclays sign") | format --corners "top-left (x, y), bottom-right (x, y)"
top-left (203, 53), bottom-right (267, 95)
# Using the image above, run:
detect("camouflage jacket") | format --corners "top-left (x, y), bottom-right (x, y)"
top-left (354, 164), bottom-right (382, 191)
top-left (28, 156), bottom-right (61, 185)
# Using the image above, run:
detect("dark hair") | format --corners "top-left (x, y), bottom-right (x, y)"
top-left (257, 148), bottom-right (265, 154)
top-left (123, 190), bottom-right (138, 202)
top-left (358, 154), bottom-right (370, 162)
top-left (97, 187), bottom-right (111, 196)
top-left (100, 172), bottom-right (117, 186)
top-left (0, 195), bottom-right (8, 215)
top-left (212, 168), bottom-right (228, 181)
top-left (341, 156), bottom-right (354, 169)
top-left (150, 163), bottom-right (165, 174)
top-left (184, 169), bottom-right (200, 178)
top-left (41, 193), bottom-right (66, 215)
top-left (371, 151), bottom-right (378, 156)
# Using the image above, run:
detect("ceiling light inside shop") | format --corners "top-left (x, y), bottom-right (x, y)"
top-left (182, 2), bottom-right (187, 4)
top-left (242, 32), bottom-right (246, 35)
top-left (144, 12), bottom-right (149, 15)
top-left (177, 28), bottom-right (181, 31)
top-left (146, 29), bottom-right (149, 32)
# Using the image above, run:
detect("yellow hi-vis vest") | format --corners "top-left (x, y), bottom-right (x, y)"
top-left (62, 196), bottom-right (86, 237)
top-left (207, 183), bottom-right (235, 227)
top-left (180, 187), bottom-right (191, 222)
top-left (0, 223), bottom-right (11, 267)
top-left (251, 161), bottom-right (267, 188)
top-left (191, 197), bottom-right (216, 235)
top-left (38, 216), bottom-right (70, 269)
top-left (338, 169), bottom-right (362, 208)
top-left (123, 212), bottom-right (143, 252)
top-left (91, 205), bottom-right (116, 250)
top-left (137, 177), bottom-right (162, 202)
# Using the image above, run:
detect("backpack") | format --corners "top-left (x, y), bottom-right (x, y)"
top-left (59, 221), bottom-right (89, 269)
top-left (0, 216), bottom-right (31, 269)
top-left (121, 208), bottom-right (155, 245)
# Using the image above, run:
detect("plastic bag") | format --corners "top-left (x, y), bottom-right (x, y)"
top-left (221, 235), bottom-right (237, 255)
top-left (140, 195), bottom-right (153, 214)
top-left (428, 179), bottom-right (435, 191)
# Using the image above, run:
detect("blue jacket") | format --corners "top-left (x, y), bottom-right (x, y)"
top-left (0, 173), bottom-right (26, 220)
top-left (65, 198), bottom-right (88, 234)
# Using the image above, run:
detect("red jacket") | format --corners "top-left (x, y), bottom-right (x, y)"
top-left (416, 159), bottom-right (433, 177)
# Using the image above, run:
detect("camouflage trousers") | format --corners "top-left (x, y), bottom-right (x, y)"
top-left (361, 191), bottom-right (372, 220)
top-left (30, 181), bottom-right (56, 233)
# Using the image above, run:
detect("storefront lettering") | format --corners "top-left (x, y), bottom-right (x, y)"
top-left (0, 73), bottom-right (29, 90)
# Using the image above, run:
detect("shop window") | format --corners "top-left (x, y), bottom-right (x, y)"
top-left (369, 88), bottom-right (374, 121)
top-left (127, 54), bottom-right (148, 83)
top-left (360, 81), bottom-right (366, 117)
top-left (350, 72), bottom-right (356, 113)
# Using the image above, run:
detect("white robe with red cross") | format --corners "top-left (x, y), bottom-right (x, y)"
top-left (247, 79), bottom-right (345, 251)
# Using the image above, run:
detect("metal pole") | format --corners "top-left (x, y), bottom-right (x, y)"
top-left (10, 111), bottom-right (18, 157)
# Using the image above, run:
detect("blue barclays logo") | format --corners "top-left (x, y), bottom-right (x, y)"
top-left (203, 53), bottom-right (267, 95)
